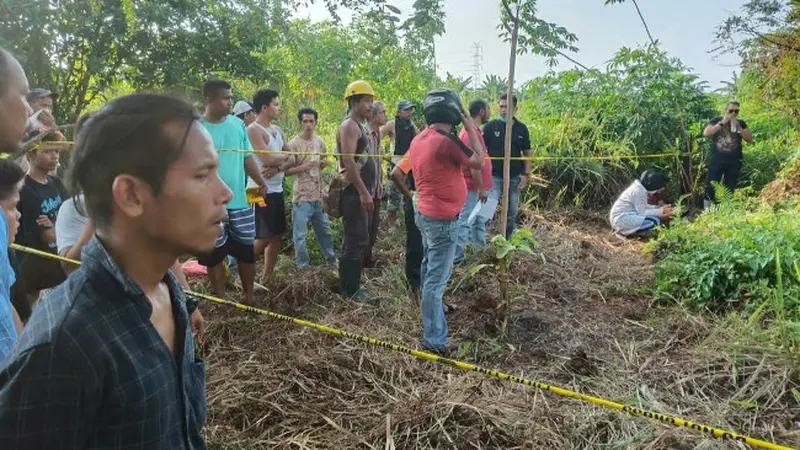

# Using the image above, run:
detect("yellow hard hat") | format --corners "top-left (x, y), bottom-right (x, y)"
top-left (344, 80), bottom-right (377, 100)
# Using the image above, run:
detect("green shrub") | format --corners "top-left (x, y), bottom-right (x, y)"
top-left (649, 197), bottom-right (800, 313)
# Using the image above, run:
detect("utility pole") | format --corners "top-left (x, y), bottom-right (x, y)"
top-left (471, 42), bottom-right (483, 90)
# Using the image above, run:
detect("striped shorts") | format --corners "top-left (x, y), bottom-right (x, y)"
top-left (215, 207), bottom-right (256, 247)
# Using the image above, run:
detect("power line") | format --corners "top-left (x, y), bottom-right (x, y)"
top-left (471, 42), bottom-right (483, 90)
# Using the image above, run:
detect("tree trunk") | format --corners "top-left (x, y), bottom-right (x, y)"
top-left (500, 13), bottom-right (520, 237)
top-left (497, 4), bottom-right (520, 337)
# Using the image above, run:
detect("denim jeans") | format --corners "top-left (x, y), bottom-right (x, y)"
top-left (489, 174), bottom-right (521, 239)
top-left (454, 190), bottom-right (488, 263)
top-left (292, 200), bottom-right (336, 268)
top-left (415, 212), bottom-right (458, 351)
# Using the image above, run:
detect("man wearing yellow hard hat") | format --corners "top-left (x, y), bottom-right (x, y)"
top-left (336, 80), bottom-right (379, 303)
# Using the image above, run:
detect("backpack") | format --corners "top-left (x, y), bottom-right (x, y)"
top-left (323, 172), bottom-right (350, 219)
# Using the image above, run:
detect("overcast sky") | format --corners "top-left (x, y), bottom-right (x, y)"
top-left (295, 0), bottom-right (745, 90)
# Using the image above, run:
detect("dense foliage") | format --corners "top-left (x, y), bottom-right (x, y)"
top-left (515, 46), bottom-right (715, 207)
top-left (649, 197), bottom-right (800, 352)
top-left (651, 198), bottom-right (799, 310)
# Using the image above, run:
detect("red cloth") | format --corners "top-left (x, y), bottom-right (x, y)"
top-left (459, 124), bottom-right (492, 191)
top-left (408, 128), bottom-right (471, 220)
top-left (181, 260), bottom-right (207, 277)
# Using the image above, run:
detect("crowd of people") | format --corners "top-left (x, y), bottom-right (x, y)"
top-left (0, 44), bottom-right (754, 447)
top-left (0, 45), bottom-right (536, 447)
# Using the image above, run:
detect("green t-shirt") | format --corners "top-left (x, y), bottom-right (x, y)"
top-left (200, 115), bottom-right (253, 210)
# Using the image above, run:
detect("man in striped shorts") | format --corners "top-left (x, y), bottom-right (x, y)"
top-left (198, 80), bottom-right (268, 305)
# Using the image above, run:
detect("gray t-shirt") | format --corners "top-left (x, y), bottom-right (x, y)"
top-left (56, 195), bottom-right (89, 254)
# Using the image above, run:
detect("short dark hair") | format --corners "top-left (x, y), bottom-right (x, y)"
top-left (499, 93), bottom-right (518, 107)
top-left (203, 79), bottom-right (232, 99)
top-left (469, 99), bottom-right (488, 117)
top-left (74, 112), bottom-right (94, 139)
top-left (23, 129), bottom-right (60, 158)
top-left (69, 94), bottom-right (199, 229)
top-left (0, 159), bottom-right (25, 202)
top-left (297, 108), bottom-right (318, 122)
top-left (727, 100), bottom-right (741, 107)
top-left (253, 89), bottom-right (279, 114)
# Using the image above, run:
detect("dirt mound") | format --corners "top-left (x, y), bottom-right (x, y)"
top-left (759, 159), bottom-right (800, 204)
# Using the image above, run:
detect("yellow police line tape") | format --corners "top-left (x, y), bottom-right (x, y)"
top-left (17, 141), bottom-right (691, 162)
top-left (9, 244), bottom-right (796, 450)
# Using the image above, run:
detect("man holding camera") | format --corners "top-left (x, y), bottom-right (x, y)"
top-left (702, 101), bottom-right (754, 206)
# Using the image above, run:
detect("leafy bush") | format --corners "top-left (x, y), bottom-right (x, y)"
top-left (649, 197), bottom-right (800, 313)
top-left (517, 45), bottom-right (716, 208)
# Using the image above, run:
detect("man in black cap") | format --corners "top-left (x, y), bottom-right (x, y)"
top-left (380, 100), bottom-right (418, 229)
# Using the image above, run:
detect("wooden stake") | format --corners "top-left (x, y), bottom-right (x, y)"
top-left (497, 0), bottom-right (522, 337)
top-left (500, 3), bottom-right (520, 238)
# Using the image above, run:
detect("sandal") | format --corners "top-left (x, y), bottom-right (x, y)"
top-left (444, 303), bottom-right (458, 314)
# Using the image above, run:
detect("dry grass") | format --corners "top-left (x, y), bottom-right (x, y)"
top-left (193, 209), bottom-right (800, 450)
top-left (759, 160), bottom-right (800, 204)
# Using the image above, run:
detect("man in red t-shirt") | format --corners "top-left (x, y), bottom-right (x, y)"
top-left (408, 109), bottom-right (484, 354)
top-left (454, 99), bottom-right (492, 263)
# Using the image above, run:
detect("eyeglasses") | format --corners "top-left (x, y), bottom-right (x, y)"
top-left (728, 109), bottom-right (740, 114)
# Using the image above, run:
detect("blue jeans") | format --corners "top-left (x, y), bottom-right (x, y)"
top-left (292, 200), bottom-right (336, 269)
top-left (489, 175), bottom-right (521, 239)
top-left (454, 190), bottom-right (488, 263)
top-left (415, 212), bottom-right (458, 351)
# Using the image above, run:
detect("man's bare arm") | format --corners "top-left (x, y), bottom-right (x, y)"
top-left (462, 119), bottom-right (485, 170)
top-left (379, 121), bottom-right (394, 139)
top-left (522, 149), bottom-right (532, 175)
top-left (11, 305), bottom-right (22, 332)
top-left (61, 222), bottom-right (94, 274)
top-left (244, 155), bottom-right (267, 191)
top-left (741, 127), bottom-right (754, 144)
top-left (390, 166), bottom-right (412, 200)
top-left (703, 122), bottom-right (723, 137)
top-left (247, 126), bottom-right (286, 167)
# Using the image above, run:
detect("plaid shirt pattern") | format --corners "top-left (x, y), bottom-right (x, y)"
top-left (0, 238), bottom-right (206, 449)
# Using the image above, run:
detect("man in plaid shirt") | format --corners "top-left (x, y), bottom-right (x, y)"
top-left (0, 93), bottom-right (231, 449)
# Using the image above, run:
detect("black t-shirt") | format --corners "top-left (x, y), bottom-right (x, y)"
top-left (394, 116), bottom-right (417, 156)
top-left (709, 116), bottom-right (748, 161)
top-left (15, 175), bottom-right (67, 253)
top-left (482, 118), bottom-right (531, 177)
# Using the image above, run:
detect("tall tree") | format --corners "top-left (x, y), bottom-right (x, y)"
top-left (715, 0), bottom-right (799, 120)
top-left (401, 0), bottom-right (446, 72)
top-left (494, 0), bottom-right (577, 334)
top-left (0, 0), bottom-right (395, 123)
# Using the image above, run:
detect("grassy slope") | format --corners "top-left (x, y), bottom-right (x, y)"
top-left (193, 209), bottom-right (800, 450)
